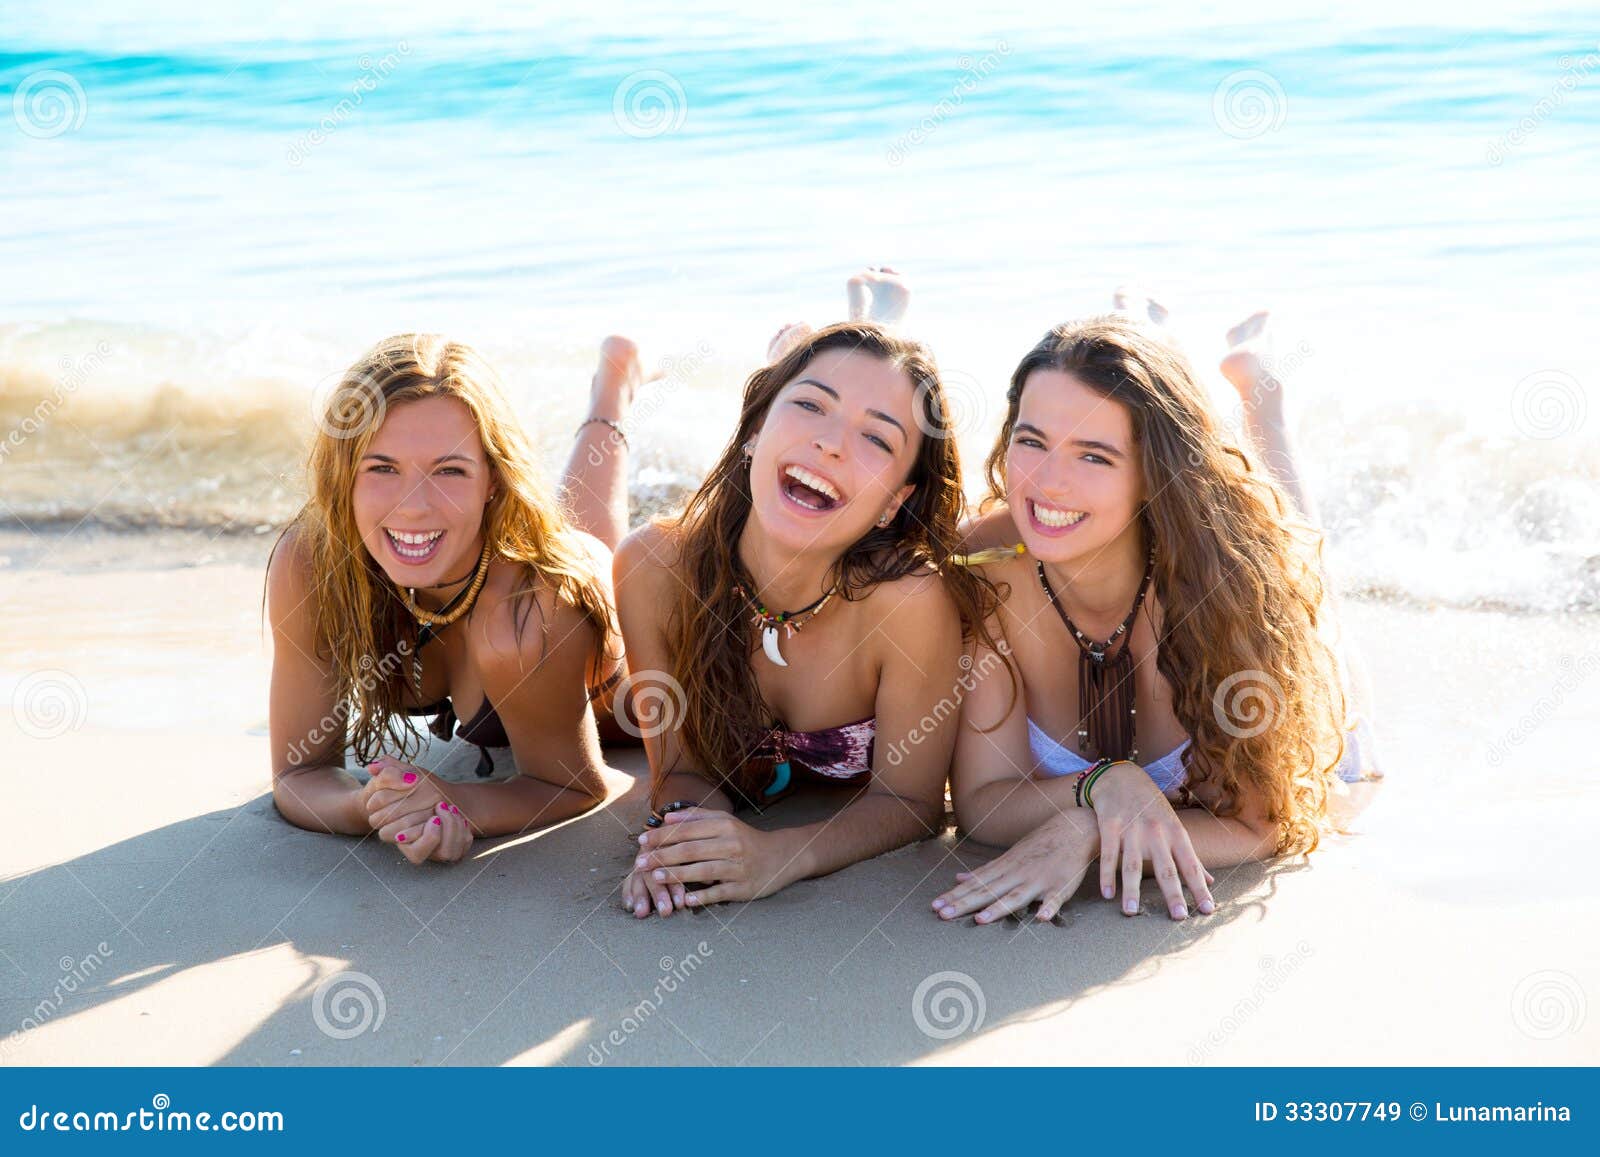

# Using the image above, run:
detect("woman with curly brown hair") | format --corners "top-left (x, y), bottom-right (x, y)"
top-left (265, 333), bottom-right (645, 865)
top-left (618, 316), bottom-right (1003, 917)
top-left (933, 309), bottom-right (1382, 925)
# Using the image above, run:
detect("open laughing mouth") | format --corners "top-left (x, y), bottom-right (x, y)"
top-left (1026, 499), bottom-right (1088, 537)
top-left (778, 463), bottom-right (845, 514)
top-left (383, 527), bottom-right (445, 565)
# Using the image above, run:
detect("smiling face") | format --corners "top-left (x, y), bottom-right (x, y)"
top-left (1005, 368), bottom-right (1146, 563)
top-left (746, 348), bottom-right (922, 554)
top-left (351, 395), bottom-right (496, 586)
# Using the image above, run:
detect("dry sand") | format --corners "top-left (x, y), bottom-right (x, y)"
top-left (0, 529), bottom-right (1596, 1065)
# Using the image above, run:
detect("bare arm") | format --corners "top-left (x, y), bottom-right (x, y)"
top-left (759, 573), bottom-right (959, 887)
top-left (440, 582), bottom-right (611, 837)
top-left (613, 522), bottom-right (734, 814)
top-left (266, 527), bottom-right (370, 836)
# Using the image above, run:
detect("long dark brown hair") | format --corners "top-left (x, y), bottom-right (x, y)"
top-left (661, 321), bottom-right (1001, 802)
top-left (984, 316), bottom-right (1348, 854)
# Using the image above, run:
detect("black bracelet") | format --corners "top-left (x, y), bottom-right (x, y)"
top-left (644, 799), bottom-right (699, 829)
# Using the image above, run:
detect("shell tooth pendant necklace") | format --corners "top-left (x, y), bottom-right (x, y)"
top-left (734, 581), bottom-right (838, 667)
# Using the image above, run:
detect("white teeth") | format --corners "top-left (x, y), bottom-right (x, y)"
top-left (386, 529), bottom-right (443, 558)
top-left (1032, 501), bottom-right (1087, 528)
top-left (784, 465), bottom-right (841, 501)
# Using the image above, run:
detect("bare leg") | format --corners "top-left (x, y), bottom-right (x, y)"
top-left (1220, 312), bottom-right (1384, 807)
top-left (1112, 283), bottom-right (1169, 327)
top-left (1220, 311), bottom-right (1319, 526)
top-left (767, 321), bottom-right (815, 363)
top-left (559, 336), bottom-right (651, 551)
top-left (846, 266), bottom-right (911, 327)
top-left (766, 267), bottom-right (912, 366)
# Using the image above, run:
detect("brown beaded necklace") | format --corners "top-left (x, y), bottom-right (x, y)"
top-left (1036, 549), bottom-right (1156, 763)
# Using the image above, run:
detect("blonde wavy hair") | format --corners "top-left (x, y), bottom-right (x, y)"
top-left (984, 317), bottom-right (1348, 854)
top-left (270, 333), bottom-right (616, 765)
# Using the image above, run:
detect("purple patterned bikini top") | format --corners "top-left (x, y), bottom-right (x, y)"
top-left (750, 714), bottom-right (876, 801)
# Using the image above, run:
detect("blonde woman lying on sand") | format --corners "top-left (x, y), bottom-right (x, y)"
top-left (932, 304), bottom-right (1383, 926)
top-left (266, 333), bottom-right (650, 864)
top-left (618, 287), bottom-right (1002, 917)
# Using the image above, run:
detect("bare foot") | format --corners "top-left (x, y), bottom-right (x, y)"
top-left (767, 321), bottom-right (814, 364)
top-left (1225, 308), bottom-right (1270, 349)
top-left (1112, 285), bottom-right (1169, 327)
top-left (590, 335), bottom-right (648, 420)
top-left (1219, 310), bottom-right (1282, 417)
top-left (846, 266), bottom-right (911, 326)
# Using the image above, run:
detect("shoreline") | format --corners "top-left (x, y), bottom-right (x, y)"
top-left (0, 531), bottom-right (1596, 1065)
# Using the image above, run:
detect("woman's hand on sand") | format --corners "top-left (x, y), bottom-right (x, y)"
top-left (382, 801), bottom-right (473, 865)
top-left (932, 808), bottom-right (1100, 924)
top-left (362, 757), bottom-right (448, 828)
top-left (1091, 762), bottom-right (1215, 919)
top-left (633, 807), bottom-right (790, 908)
top-left (621, 863), bottom-right (686, 919)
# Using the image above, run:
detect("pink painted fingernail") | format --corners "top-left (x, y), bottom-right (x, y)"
top-left (450, 804), bottom-right (460, 814)
top-left (396, 833), bottom-right (406, 842)
top-left (403, 772), bottom-right (417, 784)
top-left (431, 817), bottom-right (442, 826)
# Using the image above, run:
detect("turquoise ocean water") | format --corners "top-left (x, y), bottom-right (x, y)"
top-left (2, 0), bottom-right (1597, 611)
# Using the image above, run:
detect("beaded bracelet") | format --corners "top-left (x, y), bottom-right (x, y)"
top-left (577, 416), bottom-right (628, 447)
top-left (1077, 757), bottom-right (1131, 809)
top-left (644, 799), bottom-right (699, 829)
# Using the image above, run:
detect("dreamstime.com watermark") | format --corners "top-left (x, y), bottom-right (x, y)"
top-left (312, 970), bottom-right (386, 1039)
top-left (16, 1094), bottom-right (283, 1133)
top-left (0, 340), bottom-right (112, 464)
top-left (1, 943), bottom-right (113, 1061)
top-left (1486, 45), bottom-right (1599, 166)
top-left (613, 70), bottom-right (688, 138)
top-left (887, 42), bottom-right (1011, 166)
top-left (10, 668), bottom-right (90, 740)
top-left (1486, 652), bottom-right (1599, 766)
top-left (912, 970), bottom-right (986, 1040)
top-left (1212, 668), bottom-right (1284, 739)
top-left (587, 943), bottom-right (714, 1064)
top-left (12, 69), bottom-right (88, 139)
top-left (1188, 940), bottom-right (1314, 1064)
top-left (883, 642), bottom-right (1010, 767)
top-left (585, 341), bottom-right (715, 468)
top-left (284, 642), bottom-right (412, 767)
top-left (1510, 969), bottom-right (1587, 1040)
top-left (1510, 369), bottom-right (1587, 440)
top-left (1212, 69), bottom-right (1287, 139)
top-left (286, 42), bottom-right (411, 166)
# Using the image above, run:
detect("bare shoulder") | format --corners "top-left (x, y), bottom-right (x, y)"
top-left (475, 557), bottom-right (597, 677)
top-left (265, 522), bottom-right (318, 626)
top-left (859, 565), bottom-right (959, 637)
top-left (958, 503), bottom-right (1019, 553)
top-left (569, 528), bottom-right (615, 583)
top-left (613, 519), bottom-right (682, 595)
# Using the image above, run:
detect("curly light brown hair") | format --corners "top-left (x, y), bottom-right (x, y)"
top-left (985, 316), bottom-right (1348, 854)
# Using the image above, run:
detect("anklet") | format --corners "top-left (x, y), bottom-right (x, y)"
top-left (577, 417), bottom-right (628, 447)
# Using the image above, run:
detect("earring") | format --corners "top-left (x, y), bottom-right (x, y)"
top-left (877, 511), bottom-right (893, 527)
top-left (741, 441), bottom-right (754, 463)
